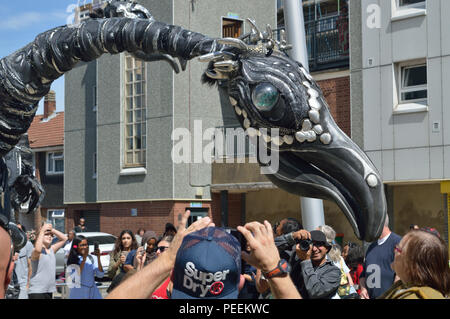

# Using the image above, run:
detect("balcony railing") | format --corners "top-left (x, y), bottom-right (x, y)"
top-left (275, 13), bottom-right (349, 72)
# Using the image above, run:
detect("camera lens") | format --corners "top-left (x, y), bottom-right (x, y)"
top-left (299, 239), bottom-right (312, 251)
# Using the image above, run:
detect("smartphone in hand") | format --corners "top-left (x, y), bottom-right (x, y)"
top-left (92, 241), bottom-right (100, 255)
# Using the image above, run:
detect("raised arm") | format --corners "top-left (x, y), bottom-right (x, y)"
top-left (50, 228), bottom-right (68, 254)
top-left (106, 210), bottom-right (214, 299)
top-left (31, 224), bottom-right (51, 261)
top-left (238, 221), bottom-right (302, 299)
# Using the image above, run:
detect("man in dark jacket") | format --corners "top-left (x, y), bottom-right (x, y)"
top-left (290, 230), bottom-right (341, 299)
top-left (273, 218), bottom-right (302, 262)
top-left (74, 218), bottom-right (88, 233)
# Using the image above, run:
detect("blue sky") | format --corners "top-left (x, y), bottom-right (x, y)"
top-left (0, 0), bottom-right (84, 114)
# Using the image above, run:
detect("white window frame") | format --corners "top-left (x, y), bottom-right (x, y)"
top-left (79, 9), bottom-right (91, 22)
top-left (392, 0), bottom-right (426, 21)
top-left (46, 151), bottom-right (64, 175)
top-left (393, 60), bottom-right (428, 114)
top-left (47, 210), bottom-right (65, 233)
top-left (122, 53), bottom-right (147, 169)
top-left (221, 17), bottom-right (245, 39)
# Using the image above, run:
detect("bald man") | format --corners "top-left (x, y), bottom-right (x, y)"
top-left (0, 226), bottom-right (14, 298)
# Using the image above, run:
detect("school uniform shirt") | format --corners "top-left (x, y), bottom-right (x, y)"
top-left (69, 255), bottom-right (104, 299)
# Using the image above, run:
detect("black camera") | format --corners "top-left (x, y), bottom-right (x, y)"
top-left (296, 238), bottom-right (312, 251)
top-left (224, 228), bottom-right (248, 252)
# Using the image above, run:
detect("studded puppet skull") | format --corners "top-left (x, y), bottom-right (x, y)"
top-left (199, 20), bottom-right (387, 242)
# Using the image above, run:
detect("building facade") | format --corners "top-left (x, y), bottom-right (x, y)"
top-left (28, 91), bottom-right (65, 232)
top-left (64, 0), bottom-right (276, 236)
top-left (350, 0), bottom-right (449, 243)
top-left (211, 0), bottom-right (355, 244)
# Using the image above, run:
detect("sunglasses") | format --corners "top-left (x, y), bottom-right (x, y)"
top-left (157, 246), bottom-right (169, 252)
top-left (312, 241), bottom-right (327, 248)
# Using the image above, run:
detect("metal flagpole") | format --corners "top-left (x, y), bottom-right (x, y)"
top-left (283, 0), bottom-right (325, 231)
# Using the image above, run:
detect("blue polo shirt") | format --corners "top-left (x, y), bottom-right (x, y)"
top-left (123, 249), bottom-right (137, 271)
top-left (361, 232), bottom-right (402, 299)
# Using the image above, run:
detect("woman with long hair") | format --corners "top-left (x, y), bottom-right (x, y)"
top-left (66, 235), bottom-right (104, 299)
top-left (343, 242), bottom-right (364, 294)
top-left (106, 230), bottom-right (138, 293)
top-left (141, 235), bottom-right (174, 299)
top-left (382, 228), bottom-right (450, 299)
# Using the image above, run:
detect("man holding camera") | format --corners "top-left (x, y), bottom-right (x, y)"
top-left (289, 230), bottom-right (341, 299)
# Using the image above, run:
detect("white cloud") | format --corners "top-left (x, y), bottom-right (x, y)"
top-left (0, 12), bottom-right (44, 30)
top-left (0, 10), bottom-right (69, 30)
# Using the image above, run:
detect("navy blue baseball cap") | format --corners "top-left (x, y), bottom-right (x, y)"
top-left (171, 227), bottom-right (241, 299)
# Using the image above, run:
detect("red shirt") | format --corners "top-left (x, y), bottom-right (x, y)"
top-left (350, 264), bottom-right (364, 294)
top-left (151, 277), bottom-right (171, 299)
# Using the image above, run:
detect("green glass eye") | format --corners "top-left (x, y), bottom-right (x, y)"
top-left (251, 83), bottom-right (280, 112)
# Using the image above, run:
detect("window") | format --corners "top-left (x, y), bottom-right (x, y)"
top-left (47, 210), bottom-right (65, 233)
top-left (123, 54), bottom-right (147, 168)
top-left (394, 60), bottom-right (428, 114)
top-left (79, 10), bottom-right (91, 22)
top-left (392, 0), bottom-right (426, 21)
top-left (93, 85), bottom-right (97, 112)
top-left (398, 0), bottom-right (425, 8)
top-left (93, 152), bottom-right (97, 179)
top-left (222, 18), bottom-right (243, 38)
top-left (47, 152), bottom-right (64, 174)
top-left (399, 64), bottom-right (427, 103)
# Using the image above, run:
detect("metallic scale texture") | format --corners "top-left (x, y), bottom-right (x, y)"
top-left (200, 20), bottom-right (386, 242)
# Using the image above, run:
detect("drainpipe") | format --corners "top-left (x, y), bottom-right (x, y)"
top-left (283, 0), bottom-right (325, 231)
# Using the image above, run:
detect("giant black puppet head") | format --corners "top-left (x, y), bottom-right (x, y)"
top-left (200, 21), bottom-right (386, 242)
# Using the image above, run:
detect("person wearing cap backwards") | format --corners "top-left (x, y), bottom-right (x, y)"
top-left (289, 229), bottom-right (341, 299)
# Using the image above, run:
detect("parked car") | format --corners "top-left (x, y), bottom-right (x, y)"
top-left (54, 232), bottom-right (117, 280)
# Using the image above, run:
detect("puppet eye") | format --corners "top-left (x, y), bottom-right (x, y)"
top-left (251, 83), bottom-right (279, 112)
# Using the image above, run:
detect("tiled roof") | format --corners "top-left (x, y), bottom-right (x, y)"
top-left (28, 112), bottom-right (64, 149)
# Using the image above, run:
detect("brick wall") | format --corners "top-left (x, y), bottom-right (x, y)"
top-left (317, 76), bottom-right (351, 137)
top-left (66, 201), bottom-right (212, 238)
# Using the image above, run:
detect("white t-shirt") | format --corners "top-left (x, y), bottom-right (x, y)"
top-left (63, 241), bottom-right (73, 264)
top-left (377, 232), bottom-right (391, 246)
top-left (332, 256), bottom-right (350, 274)
top-left (331, 256), bottom-right (354, 299)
